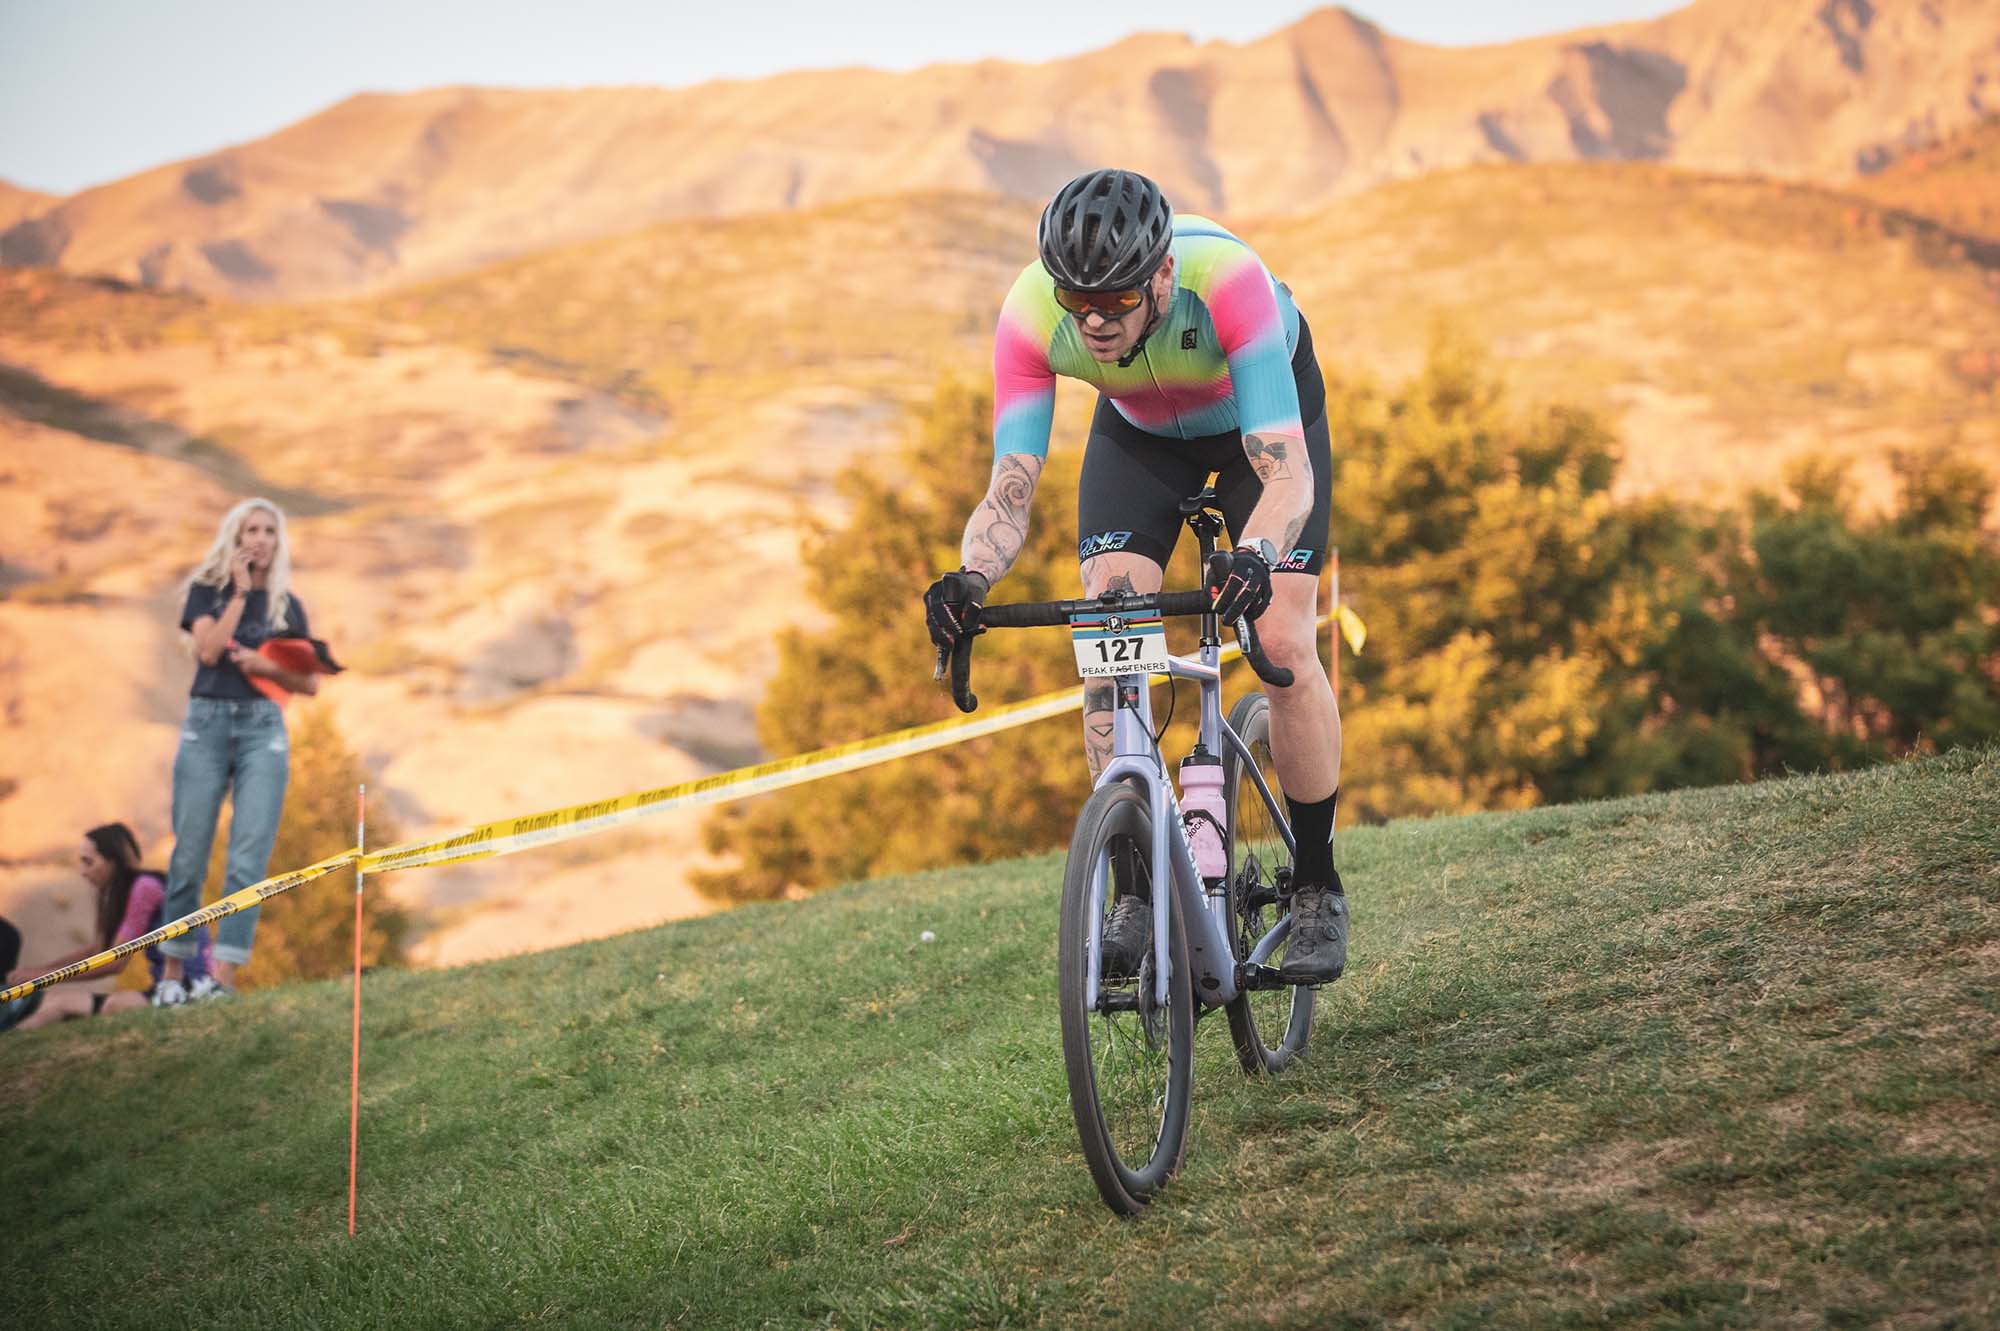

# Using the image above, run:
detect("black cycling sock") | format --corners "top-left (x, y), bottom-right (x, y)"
top-left (1287, 790), bottom-right (1340, 892)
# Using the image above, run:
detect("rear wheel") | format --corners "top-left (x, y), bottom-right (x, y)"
top-left (1222, 692), bottom-right (1315, 1075)
top-left (1058, 781), bottom-right (1194, 1214)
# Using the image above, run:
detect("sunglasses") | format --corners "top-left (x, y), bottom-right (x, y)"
top-left (1053, 285), bottom-right (1145, 320)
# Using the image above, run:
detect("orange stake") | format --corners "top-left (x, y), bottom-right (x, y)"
top-left (349, 783), bottom-right (365, 1236)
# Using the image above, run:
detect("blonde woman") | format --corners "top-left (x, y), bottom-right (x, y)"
top-left (154, 499), bottom-right (320, 1003)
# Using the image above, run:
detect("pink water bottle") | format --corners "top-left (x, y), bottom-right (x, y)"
top-left (1180, 748), bottom-right (1228, 882)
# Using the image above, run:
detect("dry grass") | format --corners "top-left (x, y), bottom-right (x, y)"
top-left (1852, 117), bottom-right (2000, 246)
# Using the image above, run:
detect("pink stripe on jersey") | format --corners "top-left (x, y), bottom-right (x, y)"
top-left (989, 215), bottom-right (1304, 454)
top-left (1206, 258), bottom-right (1288, 362)
top-left (1112, 374), bottom-right (1237, 431)
top-left (992, 300), bottom-right (1059, 453)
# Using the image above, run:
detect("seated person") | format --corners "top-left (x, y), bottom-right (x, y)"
top-left (1, 823), bottom-right (215, 1029)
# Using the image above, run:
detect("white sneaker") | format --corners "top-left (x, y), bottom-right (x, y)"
top-left (151, 977), bottom-right (189, 1007)
top-left (186, 975), bottom-right (232, 1001)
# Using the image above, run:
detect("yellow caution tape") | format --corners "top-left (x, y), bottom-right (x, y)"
top-left (354, 611), bottom-right (1359, 875)
top-left (358, 682), bottom-right (1091, 874)
top-left (1, 604), bottom-right (1367, 1003)
top-left (0, 849), bottom-right (359, 1004)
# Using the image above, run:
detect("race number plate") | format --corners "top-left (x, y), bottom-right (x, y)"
top-left (1070, 611), bottom-right (1168, 679)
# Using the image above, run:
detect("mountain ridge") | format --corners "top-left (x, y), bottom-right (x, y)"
top-left (0, 181), bottom-right (56, 228)
top-left (5, 0), bottom-right (1996, 300)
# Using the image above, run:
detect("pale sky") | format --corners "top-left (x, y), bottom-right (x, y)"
top-left (0, 0), bottom-right (1685, 196)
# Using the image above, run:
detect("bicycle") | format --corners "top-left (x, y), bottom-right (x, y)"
top-left (939, 489), bottom-right (1319, 1215)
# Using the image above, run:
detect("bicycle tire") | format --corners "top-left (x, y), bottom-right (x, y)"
top-left (1058, 781), bottom-right (1195, 1215)
top-left (1222, 692), bottom-right (1316, 1075)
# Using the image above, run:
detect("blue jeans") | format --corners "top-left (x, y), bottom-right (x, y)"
top-left (146, 921), bottom-right (212, 987)
top-left (157, 698), bottom-right (290, 966)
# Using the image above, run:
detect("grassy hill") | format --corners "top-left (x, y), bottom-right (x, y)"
top-left (5, 748), bottom-right (1994, 1328)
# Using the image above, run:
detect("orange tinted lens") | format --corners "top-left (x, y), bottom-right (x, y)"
top-left (1054, 286), bottom-right (1144, 318)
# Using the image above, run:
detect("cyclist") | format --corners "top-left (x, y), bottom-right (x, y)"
top-left (924, 168), bottom-right (1347, 986)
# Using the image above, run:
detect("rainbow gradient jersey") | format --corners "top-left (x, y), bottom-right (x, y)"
top-left (991, 215), bottom-right (1303, 460)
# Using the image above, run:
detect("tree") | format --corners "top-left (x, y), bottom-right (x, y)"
top-left (696, 338), bottom-right (1999, 902)
top-left (694, 378), bottom-right (1099, 901)
top-left (205, 702), bottom-right (413, 988)
top-left (1718, 448), bottom-right (2000, 765)
top-left (1329, 329), bottom-right (1729, 818)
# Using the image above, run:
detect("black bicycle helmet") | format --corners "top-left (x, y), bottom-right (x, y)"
top-left (1037, 169), bottom-right (1174, 291)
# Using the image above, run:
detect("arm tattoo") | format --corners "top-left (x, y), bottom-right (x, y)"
top-left (962, 454), bottom-right (1041, 583)
top-left (1242, 432), bottom-right (1312, 553)
top-left (1243, 435), bottom-right (1293, 484)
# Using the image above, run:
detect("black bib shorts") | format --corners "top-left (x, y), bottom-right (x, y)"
top-left (1075, 315), bottom-right (1332, 576)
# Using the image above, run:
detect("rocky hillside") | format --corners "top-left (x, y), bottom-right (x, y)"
top-left (5, 0), bottom-right (1996, 299)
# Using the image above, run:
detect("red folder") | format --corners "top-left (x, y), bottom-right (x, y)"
top-left (244, 636), bottom-right (344, 706)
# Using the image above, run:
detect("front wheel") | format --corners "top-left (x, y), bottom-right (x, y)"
top-left (1222, 692), bottom-right (1316, 1075)
top-left (1058, 781), bottom-right (1194, 1215)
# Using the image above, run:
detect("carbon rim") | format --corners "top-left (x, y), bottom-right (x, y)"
top-left (1085, 828), bottom-right (1177, 1181)
top-left (1226, 695), bottom-right (1313, 1072)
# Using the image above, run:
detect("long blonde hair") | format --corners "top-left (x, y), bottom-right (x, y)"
top-left (187, 498), bottom-right (293, 631)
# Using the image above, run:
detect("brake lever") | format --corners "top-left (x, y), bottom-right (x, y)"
top-left (1234, 615), bottom-right (1295, 689)
top-left (948, 634), bottom-right (979, 713)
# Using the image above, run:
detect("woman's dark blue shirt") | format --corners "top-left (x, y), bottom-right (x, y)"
top-left (179, 583), bottom-right (310, 700)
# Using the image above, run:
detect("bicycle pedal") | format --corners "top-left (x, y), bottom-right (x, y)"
top-left (1237, 964), bottom-right (1296, 992)
top-left (1240, 959), bottom-right (1320, 991)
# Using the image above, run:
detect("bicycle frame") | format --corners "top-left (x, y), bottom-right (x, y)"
top-left (1086, 638), bottom-right (1296, 1015)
